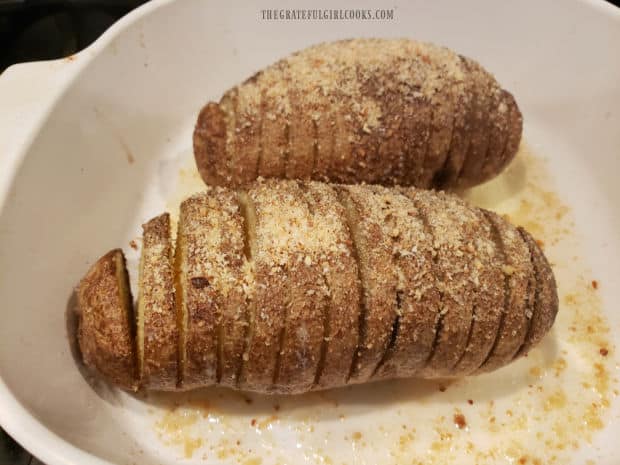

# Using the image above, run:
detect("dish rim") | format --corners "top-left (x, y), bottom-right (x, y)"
top-left (0, 0), bottom-right (617, 463)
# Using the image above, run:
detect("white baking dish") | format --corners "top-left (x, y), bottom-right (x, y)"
top-left (1, 0), bottom-right (619, 464)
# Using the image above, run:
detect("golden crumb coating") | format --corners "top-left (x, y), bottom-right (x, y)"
top-left (138, 213), bottom-right (178, 389)
top-left (476, 212), bottom-right (536, 373)
top-left (177, 189), bottom-right (253, 389)
top-left (77, 181), bottom-right (556, 394)
top-left (77, 249), bottom-right (137, 391)
top-left (194, 38), bottom-right (522, 189)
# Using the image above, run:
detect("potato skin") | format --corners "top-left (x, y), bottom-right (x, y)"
top-left (194, 38), bottom-right (522, 189)
top-left (139, 213), bottom-right (178, 390)
top-left (77, 249), bottom-right (138, 391)
top-left (77, 181), bottom-right (556, 394)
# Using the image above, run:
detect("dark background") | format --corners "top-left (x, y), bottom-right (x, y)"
top-left (0, 0), bottom-right (619, 462)
top-left (2, 0), bottom-right (619, 72)
top-left (0, 0), bottom-right (147, 72)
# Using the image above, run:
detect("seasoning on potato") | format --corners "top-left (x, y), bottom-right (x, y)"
top-left (194, 38), bottom-right (522, 189)
top-left (76, 180), bottom-right (557, 394)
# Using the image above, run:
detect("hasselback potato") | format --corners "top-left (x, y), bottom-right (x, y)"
top-left (77, 180), bottom-right (557, 394)
top-left (194, 39), bottom-right (522, 190)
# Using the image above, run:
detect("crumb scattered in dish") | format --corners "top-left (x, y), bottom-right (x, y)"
top-left (139, 142), bottom-right (618, 464)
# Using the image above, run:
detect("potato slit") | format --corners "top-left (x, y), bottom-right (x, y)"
top-left (432, 148), bottom-right (456, 189)
top-left (497, 98), bottom-right (519, 171)
top-left (282, 67), bottom-right (292, 178)
top-left (139, 215), bottom-right (179, 389)
top-left (257, 87), bottom-right (268, 176)
top-left (514, 228), bottom-right (541, 359)
top-left (476, 211), bottom-right (517, 371)
top-left (479, 91), bottom-right (506, 182)
top-left (453, 304), bottom-right (477, 369)
top-left (236, 191), bottom-right (257, 386)
top-left (136, 244), bottom-right (146, 384)
top-left (495, 99), bottom-right (513, 172)
top-left (283, 122), bottom-right (291, 177)
top-left (461, 87), bottom-right (494, 184)
top-left (232, 88), bottom-right (239, 173)
top-left (254, 91), bottom-right (264, 180)
top-left (369, 191), bottom-right (404, 377)
top-left (452, 58), bottom-right (477, 186)
top-left (443, 56), bottom-right (475, 187)
top-left (216, 313), bottom-right (223, 384)
top-left (312, 273), bottom-right (331, 387)
top-left (407, 194), bottom-right (445, 369)
top-left (272, 327), bottom-right (286, 385)
top-left (479, 128), bottom-right (493, 182)
top-left (334, 188), bottom-right (369, 383)
top-left (418, 98), bottom-right (435, 187)
top-left (428, 69), bottom-right (459, 188)
top-left (456, 59), bottom-right (496, 188)
top-left (297, 183), bottom-right (331, 388)
top-left (475, 108), bottom-right (495, 186)
top-left (238, 191), bottom-right (256, 261)
top-left (115, 251), bottom-right (138, 385)
top-left (454, 132), bottom-right (475, 186)
top-left (271, 181), bottom-right (323, 392)
top-left (173, 218), bottom-right (186, 388)
top-left (220, 91), bottom-right (237, 179)
top-left (328, 112), bottom-right (337, 179)
top-left (427, 114), bottom-right (455, 188)
top-left (310, 119), bottom-right (319, 178)
top-left (371, 292), bottom-right (402, 377)
top-left (432, 57), bottom-right (471, 189)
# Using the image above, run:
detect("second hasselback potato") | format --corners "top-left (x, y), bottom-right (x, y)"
top-left (194, 38), bottom-right (522, 189)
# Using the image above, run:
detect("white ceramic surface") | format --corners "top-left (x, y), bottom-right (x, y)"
top-left (0, 1), bottom-right (619, 464)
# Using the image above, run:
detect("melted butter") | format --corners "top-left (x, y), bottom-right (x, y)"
top-left (154, 407), bottom-right (203, 458)
top-left (146, 143), bottom-right (617, 464)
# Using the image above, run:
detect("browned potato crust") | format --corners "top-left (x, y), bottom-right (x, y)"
top-left (194, 39), bottom-right (521, 189)
top-left (77, 249), bottom-right (137, 391)
top-left (77, 182), bottom-right (556, 393)
top-left (138, 214), bottom-right (178, 389)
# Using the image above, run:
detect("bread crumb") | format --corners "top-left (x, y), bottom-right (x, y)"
top-left (502, 264), bottom-right (516, 275)
top-left (453, 412), bottom-right (467, 430)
